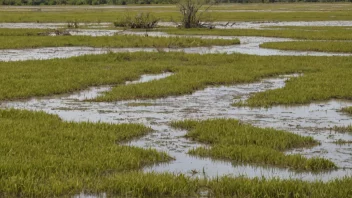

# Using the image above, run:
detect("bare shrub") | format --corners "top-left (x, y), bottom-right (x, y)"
top-left (67, 20), bottom-right (79, 29)
top-left (176, 0), bottom-right (216, 28)
top-left (114, 13), bottom-right (159, 29)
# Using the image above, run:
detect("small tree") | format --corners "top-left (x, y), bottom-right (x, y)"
top-left (176, 0), bottom-right (216, 28)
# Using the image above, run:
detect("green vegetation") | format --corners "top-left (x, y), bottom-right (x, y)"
top-left (2, 0), bottom-right (352, 5)
top-left (238, 65), bottom-right (352, 107)
top-left (0, 35), bottom-right (239, 49)
top-left (333, 139), bottom-right (352, 144)
top-left (97, 173), bottom-right (352, 198)
top-left (0, 109), bottom-right (170, 197)
top-left (342, 106), bottom-right (352, 115)
top-left (334, 125), bottom-right (352, 133)
top-left (0, 110), bottom-right (350, 197)
top-left (1, 52), bottom-right (352, 107)
top-left (164, 27), bottom-right (352, 40)
top-left (0, 28), bottom-right (54, 36)
top-left (2, 9), bottom-right (352, 23)
top-left (114, 12), bottom-right (159, 29)
top-left (260, 41), bottom-right (352, 53)
top-left (171, 119), bottom-right (336, 171)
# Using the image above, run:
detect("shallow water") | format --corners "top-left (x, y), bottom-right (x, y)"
top-left (1, 73), bottom-right (352, 181)
top-left (1, 20), bottom-right (351, 30)
top-left (0, 22), bottom-right (111, 29)
top-left (1, 35), bottom-right (351, 62)
top-left (158, 21), bottom-right (352, 29)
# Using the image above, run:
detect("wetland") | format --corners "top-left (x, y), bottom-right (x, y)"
top-left (1, 3), bottom-right (352, 198)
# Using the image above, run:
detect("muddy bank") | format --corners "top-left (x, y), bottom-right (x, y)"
top-left (1, 73), bottom-right (351, 181)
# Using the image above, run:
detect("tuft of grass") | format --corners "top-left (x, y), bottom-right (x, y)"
top-left (0, 35), bottom-right (239, 49)
top-left (334, 125), bottom-right (352, 133)
top-left (0, 109), bottom-right (171, 197)
top-left (260, 41), bottom-right (352, 53)
top-left (333, 139), bottom-right (352, 144)
top-left (171, 119), bottom-right (336, 171)
top-left (341, 106), bottom-right (352, 115)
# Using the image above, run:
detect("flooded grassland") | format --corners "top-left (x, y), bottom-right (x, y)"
top-left (1, 11), bottom-right (352, 197)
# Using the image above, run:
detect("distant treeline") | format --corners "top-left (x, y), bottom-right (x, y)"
top-left (1, 0), bottom-right (351, 6)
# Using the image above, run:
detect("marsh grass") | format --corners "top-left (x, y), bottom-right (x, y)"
top-left (334, 125), bottom-right (352, 133)
top-left (260, 41), bottom-right (352, 53)
top-left (333, 139), bottom-right (352, 144)
top-left (164, 27), bottom-right (352, 40)
top-left (0, 35), bottom-right (239, 49)
top-left (0, 109), bottom-right (171, 197)
top-left (0, 28), bottom-right (54, 36)
top-left (2, 52), bottom-right (352, 107)
top-left (2, 9), bottom-right (352, 23)
top-left (341, 106), bottom-right (352, 115)
top-left (171, 119), bottom-right (336, 171)
top-left (238, 66), bottom-right (352, 107)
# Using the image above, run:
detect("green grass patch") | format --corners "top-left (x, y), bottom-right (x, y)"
top-left (164, 27), bottom-right (352, 40)
top-left (96, 173), bottom-right (352, 198)
top-left (171, 119), bottom-right (336, 171)
top-left (260, 41), bottom-right (352, 53)
top-left (0, 28), bottom-right (54, 36)
top-left (0, 35), bottom-right (239, 49)
top-left (1, 9), bottom-right (352, 23)
top-left (0, 109), bottom-right (170, 197)
top-left (1, 52), bottom-right (352, 107)
top-left (238, 66), bottom-right (352, 107)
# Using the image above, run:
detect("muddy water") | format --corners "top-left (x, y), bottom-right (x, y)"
top-left (67, 29), bottom-right (122, 36)
top-left (1, 73), bottom-right (352, 181)
top-left (158, 21), bottom-right (352, 29)
top-left (0, 22), bottom-right (111, 29)
top-left (1, 20), bottom-right (351, 30)
top-left (1, 35), bottom-right (351, 62)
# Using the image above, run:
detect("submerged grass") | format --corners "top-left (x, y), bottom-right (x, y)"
top-left (0, 35), bottom-right (239, 49)
top-left (334, 125), bottom-right (352, 133)
top-left (260, 41), bottom-right (352, 53)
top-left (164, 27), bottom-right (352, 40)
top-left (0, 109), bottom-right (170, 197)
top-left (171, 119), bottom-right (336, 171)
top-left (341, 106), bottom-right (352, 115)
